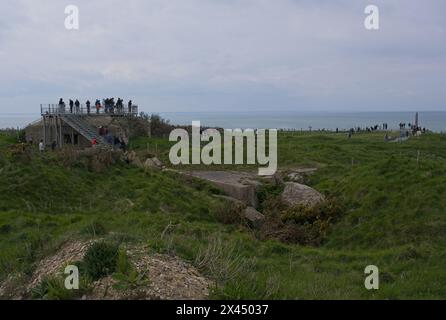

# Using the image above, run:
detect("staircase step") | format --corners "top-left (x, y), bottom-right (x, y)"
top-left (60, 115), bottom-right (111, 148)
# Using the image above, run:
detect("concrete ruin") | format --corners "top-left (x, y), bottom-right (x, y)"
top-left (185, 171), bottom-right (262, 208)
top-left (25, 104), bottom-right (146, 149)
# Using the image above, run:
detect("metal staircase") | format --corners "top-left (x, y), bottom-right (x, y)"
top-left (60, 114), bottom-right (110, 147)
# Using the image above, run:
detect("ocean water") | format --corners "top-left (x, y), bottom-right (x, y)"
top-left (1, 111), bottom-right (445, 132)
top-left (0, 114), bottom-right (40, 130)
top-left (158, 111), bottom-right (446, 133)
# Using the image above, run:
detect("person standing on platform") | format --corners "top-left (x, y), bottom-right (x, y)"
top-left (86, 100), bottom-right (91, 114)
top-left (75, 99), bottom-right (80, 113)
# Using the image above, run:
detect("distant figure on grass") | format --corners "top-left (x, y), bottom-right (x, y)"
top-left (86, 100), bottom-right (91, 114)
top-left (69, 99), bottom-right (74, 113)
top-left (348, 128), bottom-right (354, 139)
top-left (39, 140), bottom-right (45, 153)
top-left (51, 141), bottom-right (57, 151)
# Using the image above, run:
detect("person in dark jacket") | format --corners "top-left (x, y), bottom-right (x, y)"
top-left (58, 98), bottom-right (65, 113)
top-left (86, 100), bottom-right (91, 114)
top-left (75, 99), bottom-right (80, 113)
top-left (69, 99), bottom-right (74, 113)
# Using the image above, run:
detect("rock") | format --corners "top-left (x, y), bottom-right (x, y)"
top-left (285, 168), bottom-right (318, 184)
top-left (258, 173), bottom-right (283, 186)
top-left (287, 172), bottom-right (305, 183)
top-left (242, 207), bottom-right (265, 229)
top-left (132, 157), bottom-right (143, 168)
top-left (152, 157), bottom-right (163, 167)
top-left (281, 182), bottom-right (325, 208)
top-left (144, 158), bottom-right (160, 170)
top-left (125, 151), bottom-right (137, 163)
top-left (143, 157), bottom-right (163, 170)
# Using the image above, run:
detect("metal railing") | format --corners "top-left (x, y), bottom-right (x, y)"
top-left (40, 104), bottom-right (138, 116)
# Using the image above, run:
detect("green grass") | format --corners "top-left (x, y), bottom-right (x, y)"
top-left (1, 131), bottom-right (445, 299)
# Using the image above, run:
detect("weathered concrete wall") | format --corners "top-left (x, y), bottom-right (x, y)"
top-left (185, 171), bottom-right (260, 208)
top-left (25, 119), bottom-right (90, 148)
top-left (25, 120), bottom-right (43, 144)
top-left (24, 115), bottom-right (142, 148)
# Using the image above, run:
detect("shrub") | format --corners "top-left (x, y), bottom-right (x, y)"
top-left (112, 248), bottom-right (149, 292)
top-left (83, 241), bottom-right (119, 280)
top-left (211, 272), bottom-right (281, 300)
top-left (31, 275), bottom-right (92, 300)
top-left (214, 200), bottom-right (244, 225)
top-left (0, 224), bottom-right (13, 234)
top-left (281, 198), bottom-right (344, 226)
top-left (259, 197), bottom-right (345, 246)
top-left (194, 236), bottom-right (252, 283)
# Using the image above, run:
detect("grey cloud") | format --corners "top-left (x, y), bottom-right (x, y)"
top-left (0, 0), bottom-right (445, 113)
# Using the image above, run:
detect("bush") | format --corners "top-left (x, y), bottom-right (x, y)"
top-left (259, 197), bottom-right (345, 246)
top-left (214, 200), bottom-right (244, 225)
top-left (112, 248), bottom-right (149, 292)
top-left (0, 224), bottom-right (13, 234)
top-left (281, 198), bottom-right (344, 225)
top-left (83, 241), bottom-right (119, 280)
top-left (31, 275), bottom-right (91, 300)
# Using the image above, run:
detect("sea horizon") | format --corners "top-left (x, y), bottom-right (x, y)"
top-left (1, 110), bottom-right (445, 132)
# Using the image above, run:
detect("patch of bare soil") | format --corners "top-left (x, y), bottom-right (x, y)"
top-left (27, 240), bottom-right (95, 292)
top-left (88, 247), bottom-right (211, 300)
top-left (11, 240), bottom-right (210, 300)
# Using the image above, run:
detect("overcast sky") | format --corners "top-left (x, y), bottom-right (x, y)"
top-left (0, 0), bottom-right (445, 114)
